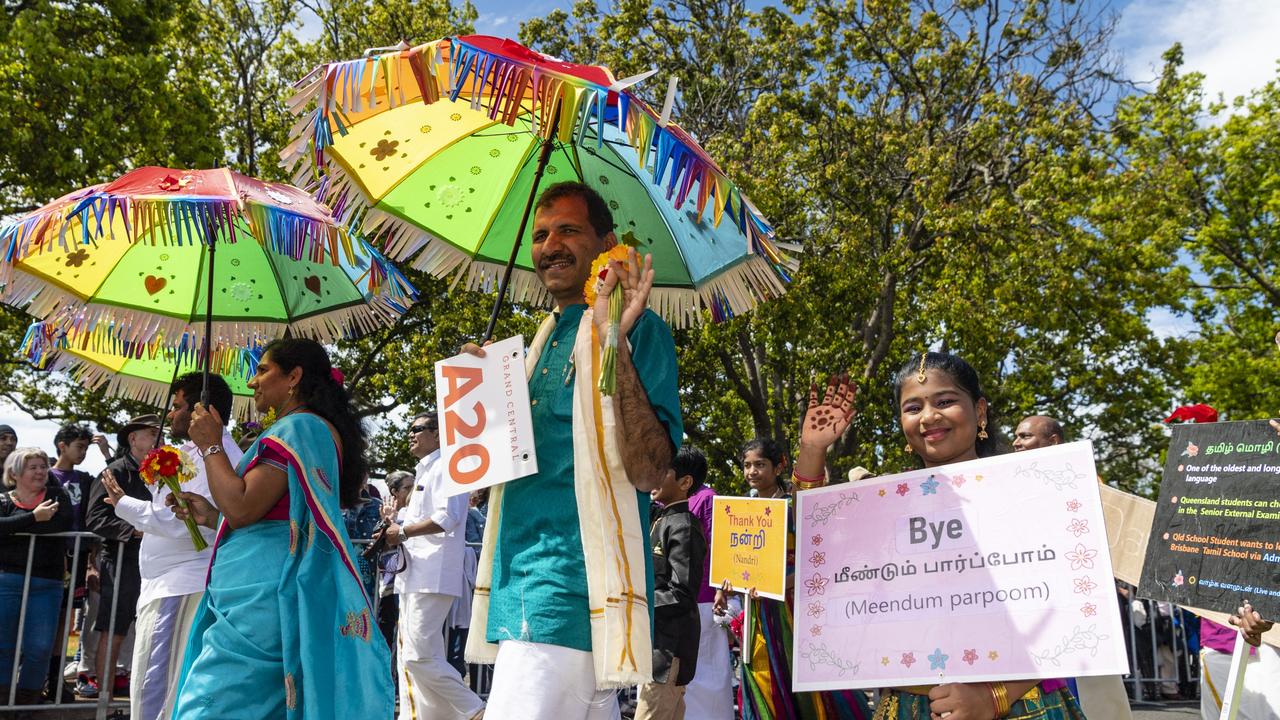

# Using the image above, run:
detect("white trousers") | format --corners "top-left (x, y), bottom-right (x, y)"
top-left (1200, 645), bottom-right (1280, 720)
top-left (398, 591), bottom-right (485, 720)
top-left (486, 640), bottom-right (621, 720)
top-left (682, 602), bottom-right (734, 720)
top-left (129, 592), bottom-right (201, 720)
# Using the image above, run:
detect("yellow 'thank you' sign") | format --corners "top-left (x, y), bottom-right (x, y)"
top-left (709, 497), bottom-right (789, 601)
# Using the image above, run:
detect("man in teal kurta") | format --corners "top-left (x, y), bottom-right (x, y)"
top-left (470, 182), bottom-right (682, 720)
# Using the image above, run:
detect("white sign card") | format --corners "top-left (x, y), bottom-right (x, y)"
top-left (434, 335), bottom-right (538, 496)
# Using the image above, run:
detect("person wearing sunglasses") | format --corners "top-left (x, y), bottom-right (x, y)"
top-left (376, 413), bottom-right (483, 720)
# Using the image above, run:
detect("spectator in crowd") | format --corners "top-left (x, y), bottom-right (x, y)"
top-left (1011, 415), bottom-right (1064, 451)
top-left (0, 426), bottom-right (17, 469)
top-left (378, 471), bottom-right (415, 650)
top-left (635, 446), bottom-right (707, 720)
top-left (378, 412), bottom-right (483, 720)
top-left (0, 447), bottom-right (73, 704)
top-left (49, 424), bottom-right (109, 529)
top-left (46, 423), bottom-right (109, 701)
top-left (344, 479), bottom-right (385, 602)
top-left (680, 447), bottom-right (734, 720)
top-left (85, 414), bottom-right (161, 700)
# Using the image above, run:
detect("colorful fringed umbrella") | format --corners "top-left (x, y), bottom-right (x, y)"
top-left (283, 35), bottom-right (795, 332)
top-left (0, 167), bottom-right (418, 351)
top-left (21, 321), bottom-right (259, 421)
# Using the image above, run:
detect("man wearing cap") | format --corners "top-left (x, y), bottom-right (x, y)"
top-left (85, 413), bottom-right (161, 701)
top-left (0, 424), bottom-right (18, 468)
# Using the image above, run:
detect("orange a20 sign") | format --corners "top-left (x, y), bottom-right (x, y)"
top-left (434, 335), bottom-right (539, 496)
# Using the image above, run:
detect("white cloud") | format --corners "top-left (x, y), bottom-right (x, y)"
top-left (477, 14), bottom-right (514, 34)
top-left (1117, 0), bottom-right (1280, 103)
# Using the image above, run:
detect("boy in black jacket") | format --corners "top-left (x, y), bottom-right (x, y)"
top-left (636, 446), bottom-right (708, 720)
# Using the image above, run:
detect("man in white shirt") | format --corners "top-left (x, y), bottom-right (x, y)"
top-left (379, 412), bottom-right (484, 720)
top-left (101, 374), bottom-right (242, 720)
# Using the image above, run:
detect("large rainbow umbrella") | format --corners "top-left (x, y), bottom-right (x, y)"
top-left (21, 321), bottom-right (259, 421)
top-left (0, 167), bottom-right (418, 351)
top-left (283, 35), bottom-right (795, 332)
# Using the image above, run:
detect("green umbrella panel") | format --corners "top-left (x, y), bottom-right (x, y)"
top-left (4, 212), bottom-right (416, 348)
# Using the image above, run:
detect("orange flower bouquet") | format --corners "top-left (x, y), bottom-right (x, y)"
top-left (140, 446), bottom-right (207, 551)
top-left (584, 245), bottom-right (632, 395)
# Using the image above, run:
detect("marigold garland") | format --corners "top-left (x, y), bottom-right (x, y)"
top-left (583, 245), bottom-right (634, 395)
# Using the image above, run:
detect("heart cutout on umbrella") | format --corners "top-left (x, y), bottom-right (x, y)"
top-left (145, 275), bottom-right (166, 294)
top-left (304, 275), bottom-right (322, 295)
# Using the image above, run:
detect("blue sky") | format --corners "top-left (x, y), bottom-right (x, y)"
top-left (5, 0), bottom-right (1278, 469)
top-left (464, 0), bottom-right (1280, 103)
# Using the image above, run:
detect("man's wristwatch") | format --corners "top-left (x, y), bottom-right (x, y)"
top-left (203, 444), bottom-right (223, 458)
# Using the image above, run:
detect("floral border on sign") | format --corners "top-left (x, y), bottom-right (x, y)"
top-left (1031, 624), bottom-right (1107, 668)
top-left (804, 491), bottom-right (859, 527)
top-left (1012, 461), bottom-right (1083, 491)
top-left (799, 641), bottom-right (860, 676)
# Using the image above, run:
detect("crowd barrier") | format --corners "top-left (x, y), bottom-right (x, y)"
top-left (1, 531), bottom-right (128, 718)
top-left (1, 537), bottom-right (1207, 718)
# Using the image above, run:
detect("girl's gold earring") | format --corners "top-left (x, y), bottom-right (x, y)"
top-left (904, 443), bottom-right (913, 454)
top-left (978, 420), bottom-right (989, 441)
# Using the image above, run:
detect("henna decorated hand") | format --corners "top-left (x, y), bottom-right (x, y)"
top-left (799, 374), bottom-right (857, 450)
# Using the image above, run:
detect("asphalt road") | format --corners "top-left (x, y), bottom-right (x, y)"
top-left (1130, 702), bottom-right (1202, 718)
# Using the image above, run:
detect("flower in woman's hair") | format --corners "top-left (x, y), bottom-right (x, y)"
top-left (257, 407), bottom-right (278, 433)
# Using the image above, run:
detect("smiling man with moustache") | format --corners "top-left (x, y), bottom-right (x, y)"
top-left (462, 182), bottom-right (682, 720)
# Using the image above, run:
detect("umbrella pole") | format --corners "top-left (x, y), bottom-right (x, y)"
top-left (158, 360), bottom-right (182, 441)
top-left (481, 123), bottom-right (560, 344)
top-left (201, 237), bottom-right (216, 406)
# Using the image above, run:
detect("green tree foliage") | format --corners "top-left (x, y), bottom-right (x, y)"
top-left (0, 0), bottom-right (223, 215)
top-left (4, 0), bottom-right (1278, 490)
top-left (1114, 47), bottom-right (1280, 425)
top-left (522, 0), bottom-right (1189, 492)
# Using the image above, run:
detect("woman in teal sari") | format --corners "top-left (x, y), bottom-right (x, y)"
top-left (172, 338), bottom-right (394, 719)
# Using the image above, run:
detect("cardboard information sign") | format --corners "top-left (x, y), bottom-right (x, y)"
top-left (792, 442), bottom-right (1129, 691)
top-left (1138, 420), bottom-right (1280, 618)
top-left (709, 497), bottom-right (789, 601)
top-left (433, 335), bottom-right (537, 496)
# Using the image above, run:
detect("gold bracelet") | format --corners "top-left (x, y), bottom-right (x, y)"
top-left (792, 470), bottom-right (825, 490)
top-left (991, 682), bottom-right (1011, 717)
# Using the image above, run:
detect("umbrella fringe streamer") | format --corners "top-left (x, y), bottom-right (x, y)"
top-left (7, 273), bottom-right (408, 349)
top-left (20, 321), bottom-right (260, 421)
top-left (364, 200), bottom-right (793, 326)
top-left (0, 186), bottom-right (353, 265)
top-left (281, 36), bottom-right (799, 320)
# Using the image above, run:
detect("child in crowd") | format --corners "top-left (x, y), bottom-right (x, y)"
top-left (636, 446), bottom-right (709, 720)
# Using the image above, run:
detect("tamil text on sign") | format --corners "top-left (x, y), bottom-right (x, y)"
top-left (792, 442), bottom-right (1129, 691)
